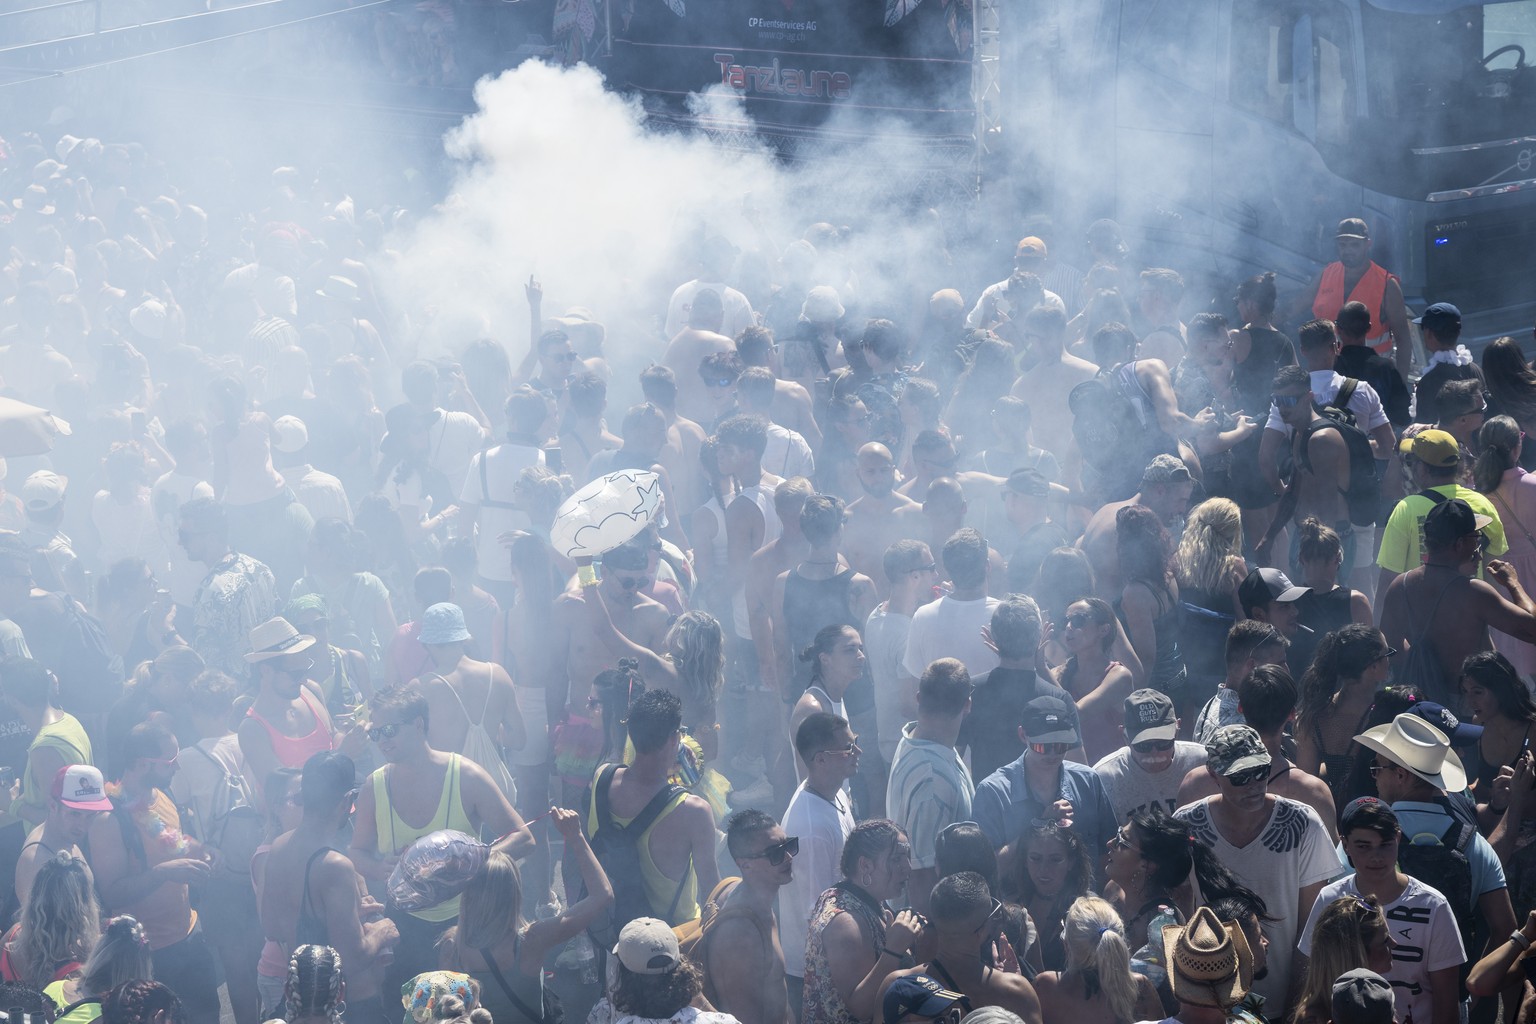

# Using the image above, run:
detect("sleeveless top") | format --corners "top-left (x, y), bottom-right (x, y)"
top-left (784, 567), bottom-right (857, 695)
top-left (695, 496), bottom-right (730, 613)
top-left (802, 882), bottom-right (894, 1024)
top-left (245, 690), bottom-right (333, 769)
top-left (470, 935), bottom-right (547, 1024)
top-left (372, 754), bottom-right (476, 922)
top-left (1116, 580), bottom-right (1185, 692)
top-left (1311, 705), bottom-right (1375, 811)
top-left (582, 768), bottom-right (699, 925)
top-left (1313, 261), bottom-right (1395, 353)
top-left (24, 715), bottom-right (90, 814)
top-left (1177, 584), bottom-right (1235, 688)
top-left (430, 671), bottom-right (516, 802)
top-left (315, 645), bottom-right (361, 716)
top-left (731, 483), bottom-right (783, 639)
top-left (297, 847), bottom-right (332, 947)
top-left (1297, 587), bottom-right (1355, 643)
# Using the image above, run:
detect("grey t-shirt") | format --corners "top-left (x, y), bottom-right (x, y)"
top-left (1093, 741), bottom-right (1208, 823)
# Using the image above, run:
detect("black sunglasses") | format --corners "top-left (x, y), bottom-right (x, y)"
top-left (1224, 764), bottom-right (1269, 787)
top-left (1131, 738), bottom-right (1175, 754)
top-left (367, 722), bottom-right (406, 741)
top-left (742, 836), bottom-right (799, 866)
top-left (972, 898), bottom-right (1004, 934)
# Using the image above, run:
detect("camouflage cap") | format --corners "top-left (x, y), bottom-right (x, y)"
top-left (1205, 725), bottom-right (1272, 778)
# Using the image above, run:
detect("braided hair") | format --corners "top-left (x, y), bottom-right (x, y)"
top-left (284, 944), bottom-right (345, 1024)
top-left (101, 980), bottom-right (184, 1024)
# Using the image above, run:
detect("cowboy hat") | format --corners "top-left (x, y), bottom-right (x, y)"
top-left (1161, 906), bottom-right (1253, 1010)
top-left (245, 617), bottom-right (318, 664)
top-left (1354, 713), bottom-right (1467, 792)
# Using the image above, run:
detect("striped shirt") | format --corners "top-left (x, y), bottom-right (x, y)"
top-left (886, 724), bottom-right (975, 869)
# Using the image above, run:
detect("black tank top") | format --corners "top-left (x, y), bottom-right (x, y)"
top-left (297, 847), bottom-right (333, 947)
top-left (784, 566), bottom-right (856, 694)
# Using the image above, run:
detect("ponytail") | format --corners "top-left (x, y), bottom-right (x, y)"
top-left (1065, 896), bottom-right (1140, 1024)
top-left (1476, 415), bottom-right (1522, 495)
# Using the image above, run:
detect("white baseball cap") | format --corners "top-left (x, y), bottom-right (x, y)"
top-left (52, 764), bottom-right (112, 811)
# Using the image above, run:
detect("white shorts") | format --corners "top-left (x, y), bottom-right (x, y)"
top-left (512, 684), bottom-right (550, 767)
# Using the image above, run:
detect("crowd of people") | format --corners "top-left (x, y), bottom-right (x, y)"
top-left (3, 122), bottom-right (1536, 1024)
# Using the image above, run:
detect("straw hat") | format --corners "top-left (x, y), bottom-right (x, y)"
top-left (1161, 906), bottom-right (1254, 1009)
top-left (1354, 713), bottom-right (1467, 792)
top-left (244, 617), bottom-right (318, 664)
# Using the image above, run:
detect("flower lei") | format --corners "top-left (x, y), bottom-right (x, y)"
top-left (104, 783), bottom-right (193, 856)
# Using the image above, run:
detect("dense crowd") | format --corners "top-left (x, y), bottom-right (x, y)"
top-left (1, 123), bottom-right (1535, 1024)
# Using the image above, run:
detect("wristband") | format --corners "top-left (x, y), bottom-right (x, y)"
top-left (1512, 930), bottom-right (1531, 951)
top-left (578, 564), bottom-right (598, 588)
top-left (880, 947), bottom-right (905, 960)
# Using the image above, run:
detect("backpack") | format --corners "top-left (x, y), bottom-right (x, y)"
top-left (583, 764), bottom-right (689, 947)
top-left (1299, 379), bottom-right (1382, 527)
top-left (1397, 813), bottom-right (1478, 960)
top-left (52, 595), bottom-right (124, 710)
top-left (180, 741), bottom-right (264, 885)
top-left (674, 876), bottom-right (742, 962)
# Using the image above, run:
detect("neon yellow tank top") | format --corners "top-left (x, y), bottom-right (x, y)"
top-left (583, 764), bottom-right (699, 925)
top-left (373, 754), bottom-right (475, 922)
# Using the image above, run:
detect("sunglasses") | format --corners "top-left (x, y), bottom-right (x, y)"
top-left (1271, 393), bottom-right (1304, 409)
top-left (1224, 764), bottom-right (1269, 787)
top-left (705, 377), bottom-right (735, 388)
top-left (1131, 738), bottom-right (1175, 754)
top-left (1367, 762), bottom-right (1392, 777)
top-left (912, 563), bottom-right (939, 575)
top-left (1029, 742), bottom-right (1071, 755)
top-left (554, 352), bottom-right (579, 362)
top-left (367, 722), bottom-right (408, 741)
top-left (819, 739), bottom-right (859, 757)
top-left (1111, 825), bottom-right (1141, 854)
top-left (615, 576), bottom-right (648, 592)
top-left (1064, 613), bottom-right (1100, 628)
top-left (973, 898), bottom-right (1004, 934)
top-left (1345, 893), bottom-right (1381, 914)
top-left (741, 836), bottom-right (799, 866)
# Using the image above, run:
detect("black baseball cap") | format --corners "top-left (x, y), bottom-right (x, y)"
top-left (1412, 302), bottom-right (1462, 329)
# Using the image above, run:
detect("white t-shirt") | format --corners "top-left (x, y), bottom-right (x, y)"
top-left (1264, 370), bottom-right (1389, 437)
top-left (664, 280), bottom-right (756, 341)
top-left (1175, 796), bottom-right (1343, 1007)
top-left (1298, 874), bottom-right (1464, 1024)
top-left (779, 782), bottom-right (855, 979)
top-left (764, 423), bottom-right (815, 480)
top-left (427, 409), bottom-right (488, 496)
top-left (1093, 741), bottom-right (1207, 822)
top-left (865, 602), bottom-right (912, 762)
top-left (902, 595), bottom-right (1001, 680)
top-left (459, 443), bottom-right (543, 582)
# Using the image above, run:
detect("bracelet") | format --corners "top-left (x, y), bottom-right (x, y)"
top-left (1512, 930), bottom-right (1531, 951)
top-left (880, 947), bottom-right (905, 960)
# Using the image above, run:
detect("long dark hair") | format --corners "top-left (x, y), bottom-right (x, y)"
top-left (1482, 336), bottom-right (1536, 424)
top-left (1116, 505), bottom-right (1174, 588)
top-left (1297, 625), bottom-right (1389, 733)
top-left (1131, 807), bottom-right (1267, 912)
top-left (1010, 821), bottom-right (1095, 905)
top-left (1460, 650), bottom-right (1536, 724)
top-left (1475, 414), bottom-right (1522, 494)
top-left (593, 659), bottom-right (646, 761)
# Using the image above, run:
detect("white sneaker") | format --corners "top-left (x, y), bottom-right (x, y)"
top-left (728, 776), bottom-right (775, 809)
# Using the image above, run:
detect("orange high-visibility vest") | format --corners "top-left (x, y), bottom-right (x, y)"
top-left (1313, 260), bottom-right (1396, 354)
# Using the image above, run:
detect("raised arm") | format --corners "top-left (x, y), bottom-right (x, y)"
top-left (523, 808), bottom-right (614, 964)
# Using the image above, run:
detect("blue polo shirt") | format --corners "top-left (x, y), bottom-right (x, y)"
top-left (973, 755), bottom-right (1117, 857)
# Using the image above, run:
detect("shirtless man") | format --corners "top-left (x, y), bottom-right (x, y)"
top-left (879, 871), bottom-right (1043, 1024)
top-left (412, 602), bottom-right (523, 799)
top-left (1011, 305), bottom-right (1097, 461)
top-left (845, 443), bottom-right (922, 595)
top-left (238, 617), bottom-right (338, 789)
top-left (663, 288), bottom-right (735, 425)
top-left (1380, 499), bottom-right (1536, 704)
top-left (1255, 365), bottom-right (1352, 567)
top-left (550, 540), bottom-right (670, 713)
top-left (898, 431), bottom-right (1007, 522)
top-left (583, 690), bottom-right (720, 924)
top-left (921, 478), bottom-right (1007, 594)
top-left (261, 751), bottom-right (398, 1024)
top-left (15, 764), bottom-right (105, 908)
top-left (641, 365), bottom-right (708, 520)
top-left (1078, 455), bottom-right (1195, 601)
top-left (736, 325), bottom-right (821, 450)
top-left (707, 809), bottom-right (794, 1024)
top-left (350, 686), bottom-right (531, 994)
top-left (1176, 664), bottom-right (1337, 833)
top-left (746, 479), bottom-right (813, 795)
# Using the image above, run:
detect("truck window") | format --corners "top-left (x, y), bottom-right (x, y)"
top-left (1229, 1), bottom-right (1293, 124)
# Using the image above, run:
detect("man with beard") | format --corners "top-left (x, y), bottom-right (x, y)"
top-left (89, 723), bottom-right (221, 1021)
top-left (1303, 218), bottom-right (1413, 378)
top-left (705, 809), bottom-right (797, 1024)
top-left (845, 443), bottom-right (922, 596)
top-left (15, 763), bottom-right (108, 907)
top-left (238, 617), bottom-right (339, 788)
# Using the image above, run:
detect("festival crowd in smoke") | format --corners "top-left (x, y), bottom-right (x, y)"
top-left (0, 55), bottom-right (1533, 1024)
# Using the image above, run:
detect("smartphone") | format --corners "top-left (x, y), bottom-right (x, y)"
top-left (544, 446), bottom-right (563, 474)
top-left (0, 767), bottom-right (16, 788)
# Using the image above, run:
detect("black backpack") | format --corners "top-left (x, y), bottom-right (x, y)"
top-left (584, 764), bottom-right (688, 946)
top-left (1298, 379), bottom-right (1382, 527)
top-left (1398, 814), bottom-right (1477, 957)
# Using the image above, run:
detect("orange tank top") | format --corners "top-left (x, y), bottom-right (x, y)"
top-left (1313, 260), bottom-right (1396, 354)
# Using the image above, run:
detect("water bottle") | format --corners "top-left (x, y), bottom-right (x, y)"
top-left (571, 932), bottom-right (598, 985)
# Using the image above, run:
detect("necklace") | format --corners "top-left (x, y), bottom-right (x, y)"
top-left (104, 784), bottom-right (192, 856)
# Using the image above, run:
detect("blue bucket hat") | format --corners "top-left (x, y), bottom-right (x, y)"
top-left (419, 603), bottom-right (471, 645)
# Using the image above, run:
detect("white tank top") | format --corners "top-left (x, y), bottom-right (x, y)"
top-left (731, 481), bottom-right (783, 638)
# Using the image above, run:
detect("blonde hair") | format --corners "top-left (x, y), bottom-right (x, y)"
top-left (1062, 896), bottom-right (1140, 1024)
top-left (443, 852), bottom-right (523, 962)
top-left (1291, 897), bottom-right (1387, 1024)
top-left (19, 851), bottom-right (101, 990)
top-left (1175, 498), bottom-right (1244, 594)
